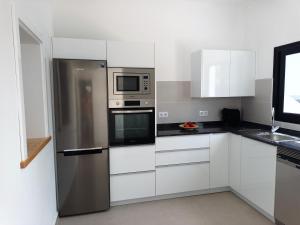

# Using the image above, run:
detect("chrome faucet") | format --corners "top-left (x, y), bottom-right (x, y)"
top-left (271, 107), bottom-right (280, 133)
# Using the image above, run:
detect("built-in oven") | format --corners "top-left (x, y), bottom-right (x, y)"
top-left (109, 107), bottom-right (155, 146)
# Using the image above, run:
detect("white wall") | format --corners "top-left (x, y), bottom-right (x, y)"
top-left (245, 0), bottom-right (300, 79)
top-left (242, 0), bottom-right (300, 131)
top-left (0, 1), bottom-right (57, 225)
top-left (53, 0), bottom-right (248, 81)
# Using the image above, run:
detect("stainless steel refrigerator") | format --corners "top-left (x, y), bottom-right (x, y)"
top-left (52, 59), bottom-right (110, 216)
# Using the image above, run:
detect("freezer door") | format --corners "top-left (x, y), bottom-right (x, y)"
top-left (52, 59), bottom-right (108, 152)
top-left (57, 149), bottom-right (109, 216)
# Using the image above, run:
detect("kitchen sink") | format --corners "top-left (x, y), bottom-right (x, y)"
top-left (256, 132), bottom-right (300, 143)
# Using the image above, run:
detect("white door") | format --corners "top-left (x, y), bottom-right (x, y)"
top-left (107, 41), bottom-right (155, 68)
top-left (228, 133), bottom-right (241, 193)
top-left (240, 137), bottom-right (277, 216)
top-left (201, 50), bottom-right (230, 97)
top-left (229, 50), bottom-right (255, 97)
top-left (210, 133), bottom-right (229, 188)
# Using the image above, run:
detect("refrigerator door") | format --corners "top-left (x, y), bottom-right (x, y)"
top-left (52, 59), bottom-right (108, 152)
top-left (57, 149), bottom-right (109, 216)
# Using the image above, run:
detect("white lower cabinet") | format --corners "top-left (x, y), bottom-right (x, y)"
top-left (109, 133), bottom-right (277, 217)
top-left (110, 145), bottom-right (155, 174)
top-left (210, 133), bottom-right (229, 188)
top-left (229, 133), bottom-right (242, 193)
top-left (110, 171), bottom-right (155, 202)
top-left (110, 145), bottom-right (156, 202)
top-left (156, 163), bottom-right (210, 195)
top-left (240, 137), bottom-right (277, 217)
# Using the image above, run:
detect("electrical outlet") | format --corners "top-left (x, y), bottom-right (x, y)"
top-left (159, 112), bottom-right (169, 118)
top-left (199, 111), bottom-right (208, 117)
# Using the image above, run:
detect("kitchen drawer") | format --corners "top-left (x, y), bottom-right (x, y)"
top-left (156, 148), bottom-right (209, 166)
top-left (156, 135), bottom-right (209, 152)
top-left (110, 145), bottom-right (155, 175)
top-left (110, 171), bottom-right (155, 202)
top-left (156, 163), bottom-right (210, 195)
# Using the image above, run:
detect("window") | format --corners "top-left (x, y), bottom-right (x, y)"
top-left (273, 41), bottom-right (300, 124)
top-left (15, 21), bottom-right (51, 168)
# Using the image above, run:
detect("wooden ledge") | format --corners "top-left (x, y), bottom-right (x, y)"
top-left (20, 136), bottom-right (52, 169)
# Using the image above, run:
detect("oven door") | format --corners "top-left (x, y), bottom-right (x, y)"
top-left (109, 108), bottom-right (155, 146)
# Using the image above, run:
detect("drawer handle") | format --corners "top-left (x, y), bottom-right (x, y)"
top-left (156, 161), bottom-right (209, 168)
top-left (156, 147), bottom-right (209, 153)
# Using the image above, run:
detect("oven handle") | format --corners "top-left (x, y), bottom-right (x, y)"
top-left (111, 109), bottom-right (153, 114)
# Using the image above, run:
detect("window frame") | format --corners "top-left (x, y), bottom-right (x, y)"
top-left (11, 4), bottom-right (50, 166)
top-left (273, 41), bottom-right (300, 124)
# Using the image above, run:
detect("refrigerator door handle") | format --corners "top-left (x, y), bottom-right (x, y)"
top-left (62, 147), bottom-right (107, 156)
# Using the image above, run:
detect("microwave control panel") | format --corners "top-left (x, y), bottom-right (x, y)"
top-left (142, 75), bottom-right (151, 93)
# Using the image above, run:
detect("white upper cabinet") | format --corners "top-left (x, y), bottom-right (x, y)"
top-left (107, 41), bottom-right (155, 68)
top-left (229, 50), bottom-right (255, 97)
top-left (191, 49), bottom-right (255, 97)
top-left (210, 133), bottom-right (229, 188)
top-left (192, 50), bottom-right (230, 97)
top-left (52, 38), bottom-right (106, 60)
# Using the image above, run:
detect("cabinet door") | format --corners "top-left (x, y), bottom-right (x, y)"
top-left (229, 133), bottom-right (241, 193)
top-left (156, 163), bottom-right (209, 195)
top-left (229, 50), bottom-right (255, 97)
top-left (210, 133), bottom-right (229, 188)
top-left (201, 50), bottom-right (230, 97)
top-left (52, 38), bottom-right (106, 60)
top-left (241, 137), bottom-right (277, 216)
top-left (107, 41), bottom-right (155, 68)
top-left (110, 171), bottom-right (155, 202)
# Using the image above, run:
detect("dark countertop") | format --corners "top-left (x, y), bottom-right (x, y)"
top-left (157, 121), bottom-right (300, 152)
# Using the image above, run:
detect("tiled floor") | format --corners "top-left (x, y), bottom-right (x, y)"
top-left (56, 192), bottom-right (274, 225)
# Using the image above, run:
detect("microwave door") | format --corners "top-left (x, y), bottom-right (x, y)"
top-left (113, 73), bottom-right (141, 95)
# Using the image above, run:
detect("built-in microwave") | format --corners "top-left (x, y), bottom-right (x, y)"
top-left (108, 68), bottom-right (155, 106)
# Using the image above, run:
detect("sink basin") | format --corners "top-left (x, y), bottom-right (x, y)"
top-left (256, 132), bottom-right (300, 143)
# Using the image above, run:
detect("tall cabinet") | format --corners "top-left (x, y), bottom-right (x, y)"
top-left (191, 49), bottom-right (255, 98)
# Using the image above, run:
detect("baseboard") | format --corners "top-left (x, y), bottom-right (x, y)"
top-left (230, 188), bottom-right (275, 223)
top-left (111, 186), bottom-right (230, 206)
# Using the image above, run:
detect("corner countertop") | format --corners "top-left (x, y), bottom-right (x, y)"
top-left (157, 121), bottom-right (300, 152)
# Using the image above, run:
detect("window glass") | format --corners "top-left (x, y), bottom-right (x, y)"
top-left (283, 53), bottom-right (300, 114)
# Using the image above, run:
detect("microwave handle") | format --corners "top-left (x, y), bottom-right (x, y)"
top-left (111, 109), bottom-right (153, 114)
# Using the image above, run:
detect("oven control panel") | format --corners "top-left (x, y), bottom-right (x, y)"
top-left (109, 99), bottom-right (155, 108)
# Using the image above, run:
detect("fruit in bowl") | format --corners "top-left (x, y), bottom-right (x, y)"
top-left (179, 121), bottom-right (199, 130)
